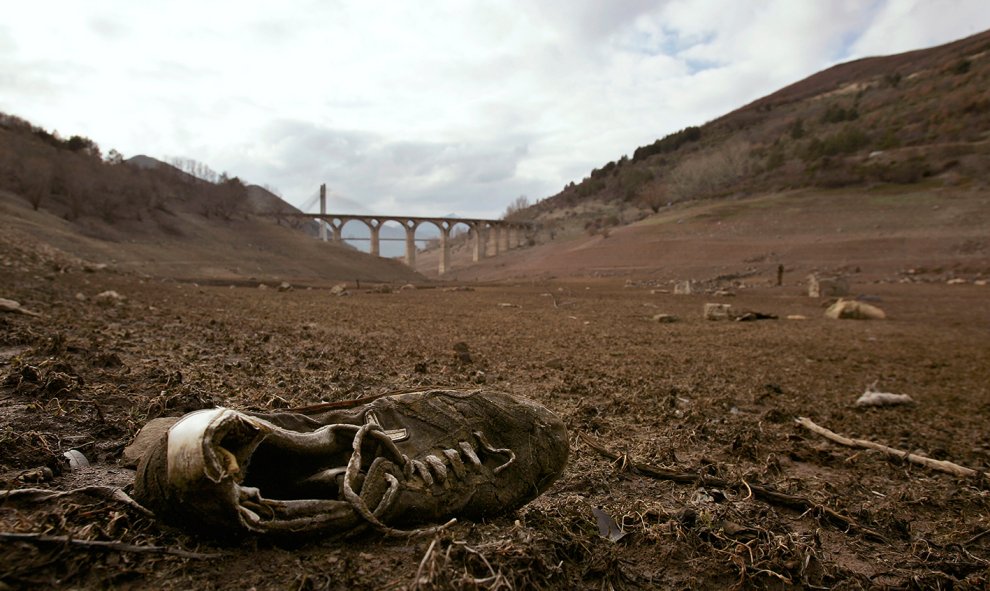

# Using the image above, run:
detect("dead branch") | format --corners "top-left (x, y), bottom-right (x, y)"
top-left (795, 417), bottom-right (989, 480)
top-left (0, 532), bottom-right (220, 559)
top-left (0, 485), bottom-right (154, 517)
top-left (578, 432), bottom-right (885, 542)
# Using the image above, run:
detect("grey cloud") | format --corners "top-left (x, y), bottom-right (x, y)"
top-left (236, 120), bottom-right (551, 218)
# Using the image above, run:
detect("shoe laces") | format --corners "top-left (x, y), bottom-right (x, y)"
top-left (340, 423), bottom-right (515, 537)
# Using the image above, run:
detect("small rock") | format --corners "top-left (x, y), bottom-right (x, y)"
top-left (703, 303), bottom-right (732, 321)
top-left (713, 289), bottom-right (735, 297)
top-left (452, 342), bottom-right (472, 363)
top-left (546, 359), bottom-right (564, 370)
top-left (330, 284), bottom-right (349, 296)
top-left (74, 292), bottom-right (87, 302)
top-left (400, 284), bottom-right (417, 291)
top-left (277, 281), bottom-right (293, 292)
top-left (856, 388), bottom-right (914, 407)
top-left (825, 299), bottom-right (886, 320)
top-left (808, 274), bottom-right (849, 298)
top-left (786, 314), bottom-right (808, 320)
top-left (946, 278), bottom-right (967, 285)
top-left (674, 281), bottom-right (694, 295)
top-left (17, 466), bottom-right (54, 483)
top-left (975, 279), bottom-right (987, 286)
top-left (258, 283), bottom-right (269, 290)
top-left (83, 263), bottom-right (109, 273)
top-left (63, 449), bottom-right (90, 470)
top-left (497, 302), bottom-right (520, 308)
top-left (652, 313), bottom-right (679, 323)
top-left (94, 290), bottom-right (126, 305)
top-left (0, 298), bottom-right (41, 317)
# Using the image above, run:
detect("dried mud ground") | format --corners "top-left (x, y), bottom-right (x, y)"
top-left (2, 262), bottom-right (990, 589)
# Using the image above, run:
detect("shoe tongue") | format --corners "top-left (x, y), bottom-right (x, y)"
top-left (359, 457), bottom-right (401, 515)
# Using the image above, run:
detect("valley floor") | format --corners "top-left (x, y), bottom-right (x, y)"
top-left (2, 257), bottom-right (989, 589)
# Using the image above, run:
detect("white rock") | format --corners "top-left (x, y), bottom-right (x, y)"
top-left (825, 299), bottom-right (885, 320)
top-left (856, 389), bottom-right (914, 407)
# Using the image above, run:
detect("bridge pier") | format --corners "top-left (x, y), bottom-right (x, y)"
top-left (473, 224), bottom-right (486, 262)
top-left (439, 226), bottom-right (451, 275)
top-left (404, 220), bottom-right (419, 267)
top-left (369, 220), bottom-right (381, 257)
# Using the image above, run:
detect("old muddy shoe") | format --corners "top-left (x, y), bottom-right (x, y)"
top-left (133, 389), bottom-right (568, 538)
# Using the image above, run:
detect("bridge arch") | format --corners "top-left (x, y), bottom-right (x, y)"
top-left (285, 212), bottom-right (535, 276)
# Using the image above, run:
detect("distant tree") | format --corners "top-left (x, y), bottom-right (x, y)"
top-left (21, 157), bottom-right (52, 211)
top-left (502, 195), bottom-right (531, 219)
top-left (105, 149), bottom-right (124, 165)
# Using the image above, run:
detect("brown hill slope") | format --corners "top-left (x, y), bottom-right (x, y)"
top-left (419, 186), bottom-right (989, 286)
top-left (0, 188), bottom-right (421, 285)
top-left (413, 29), bottom-right (990, 282)
top-left (516, 28), bottom-right (990, 233)
top-left (0, 120), bottom-right (421, 284)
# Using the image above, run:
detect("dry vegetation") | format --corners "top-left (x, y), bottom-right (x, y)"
top-left (521, 30), bottom-right (990, 243)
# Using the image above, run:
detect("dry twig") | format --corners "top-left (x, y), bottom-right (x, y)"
top-left (795, 417), bottom-right (989, 479)
top-left (578, 432), bottom-right (885, 542)
top-left (0, 532), bottom-right (219, 559)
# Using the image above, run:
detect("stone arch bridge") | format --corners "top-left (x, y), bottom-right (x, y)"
top-left (281, 212), bottom-right (532, 276)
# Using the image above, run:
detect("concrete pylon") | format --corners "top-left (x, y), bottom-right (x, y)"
top-left (499, 226), bottom-right (509, 252)
top-left (331, 221), bottom-right (342, 243)
top-left (473, 224), bottom-right (486, 262)
top-left (369, 221), bottom-right (380, 257)
top-left (319, 184), bottom-right (327, 241)
top-left (492, 226), bottom-right (501, 256)
top-left (439, 226), bottom-right (451, 275)
top-left (404, 220), bottom-right (419, 267)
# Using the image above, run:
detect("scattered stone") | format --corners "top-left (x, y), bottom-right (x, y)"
top-left (452, 342), bottom-right (472, 363)
top-left (652, 313), bottom-right (679, 323)
top-left (703, 303), bottom-right (732, 321)
top-left (497, 302), bottom-right (520, 308)
top-left (808, 274), bottom-right (849, 298)
top-left (17, 466), bottom-right (54, 483)
top-left (947, 278), bottom-right (967, 285)
top-left (257, 283), bottom-right (269, 290)
top-left (400, 284), bottom-right (417, 291)
top-left (825, 299), bottom-right (886, 320)
top-left (674, 281), bottom-right (694, 295)
top-left (277, 281), bottom-right (293, 292)
top-left (442, 286), bottom-right (474, 292)
top-left (0, 298), bottom-right (41, 317)
top-left (650, 289), bottom-right (670, 294)
top-left (856, 387), bottom-right (914, 407)
top-left (546, 359), bottom-right (565, 370)
top-left (713, 289), bottom-right (735, 297)
top-left (122, 417), bottom-right (181, 468)
top-left (83, 263), bottom-right (109, 273)
top-left (786, 314), bottom-right (808, 320)
top-left (975, 279), bottom-right (987, 286)
top-left (63, 449), bottom-right (90, 470)
top-left (94, 290), bottom-right (126, 305)
top-left (330, 284), bottom-right (349, 296)
top-left (74, 292), bottom-right (87, 302)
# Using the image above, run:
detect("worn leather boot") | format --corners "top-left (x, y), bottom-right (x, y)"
top-left (133, 389), bottom-right (568, 538)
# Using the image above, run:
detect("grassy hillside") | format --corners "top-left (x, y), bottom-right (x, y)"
top-left (518, 29), bottom-right (990, 239)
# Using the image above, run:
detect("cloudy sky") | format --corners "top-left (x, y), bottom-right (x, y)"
top-left (2, 1), bottom-right (989, 218)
